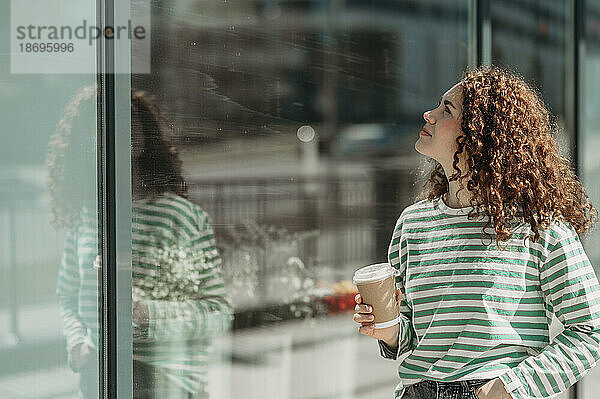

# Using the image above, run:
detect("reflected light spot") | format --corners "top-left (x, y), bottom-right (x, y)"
top-left (297, 125), bottom-right (315, 143)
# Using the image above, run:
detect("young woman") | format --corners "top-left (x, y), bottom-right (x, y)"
top-left (48, 86), bottom-right (233, 398)
top-left (353, 66), bottom-right (600, 399)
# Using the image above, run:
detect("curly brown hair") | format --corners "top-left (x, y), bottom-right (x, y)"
top-left (47, 85), bottom-right (188, 230)
top-left (130, 89), bottom-right (188, 201)
top-left (415, 65), bottom-right (598, 247)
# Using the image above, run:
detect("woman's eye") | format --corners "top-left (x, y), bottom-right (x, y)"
top-left (444, 107), bottom-right (451, 114)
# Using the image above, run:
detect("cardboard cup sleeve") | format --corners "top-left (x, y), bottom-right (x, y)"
top-left (354, 272), bottom-right (400, 329)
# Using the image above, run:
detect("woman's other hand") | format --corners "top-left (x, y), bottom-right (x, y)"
top-left (132, 298), bottom-right (150, 328)
top-left (475, 378), bottom-right (511, 399)
top-left (69, 341), bottom-right (92, 371)
top-left (353, 290), bottom-right (401, 348)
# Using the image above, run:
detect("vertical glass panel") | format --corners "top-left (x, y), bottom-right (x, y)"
top-left (0, 3), bottom-right (100, 399)
top-left (127, 1), bottom-right (469, 398)
top-left (490, 3), bottom-right (591, 399)
top-left (582, 0), bottom-right (600, 291)
top-left (490, 0), bottom-right (575, 162)
top-left (491, 2), bottom-right (598, 398)
top-left (580, 1), bottom-right (600, 396)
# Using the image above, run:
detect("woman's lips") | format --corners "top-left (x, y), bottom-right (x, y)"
top-left (419, 130), bottom-right (432, 137)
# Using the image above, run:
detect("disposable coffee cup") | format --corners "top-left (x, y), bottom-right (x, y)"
top-left (353, 263), bottom-right (400, 329)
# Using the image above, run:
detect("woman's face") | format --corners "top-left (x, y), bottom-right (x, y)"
top-left (415, 82), bottom-right (465, 170)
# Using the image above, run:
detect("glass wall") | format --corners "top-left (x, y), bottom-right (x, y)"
top-left (582, 0), bottom-right (600, 288)
top-left (580, 1), bottom-right (600, 398)
top-left (126, 1), bottom-right (470, 398)
top-left (489, 4), bottom-right (574, 398)
top-left (0, 2), bottom-right (101, 399)
top-left (3, 0), bottom-right (600, 398)
top-left (125, 1), bottom-right (598, 398)
top-left (490, 0), bottom-right (575, 162)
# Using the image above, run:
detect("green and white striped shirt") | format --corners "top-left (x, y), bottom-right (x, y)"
top-left (56, 192), bottom-right (233, 394)
top-left (378, 197), bottom-right (600, 399)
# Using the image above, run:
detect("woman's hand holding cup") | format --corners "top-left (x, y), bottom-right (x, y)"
top-left (354, 290), bottom-right (401, 348)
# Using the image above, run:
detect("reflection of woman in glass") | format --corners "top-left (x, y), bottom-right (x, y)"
top-left (354, 66), bottom-right (600, 399)
top-left (48, 86), bottom-right (233, 399)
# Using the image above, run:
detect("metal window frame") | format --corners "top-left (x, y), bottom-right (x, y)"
top-left (97, 0), bottom-right (133, 398)
top-left (468, 0), bottom-right (491, 67)
top-left (571, 2), bottom-right (584, 396)
top-left (97, 0), bottom-right (117, 396)
top-left (574, 0), bottom-right (583, 179)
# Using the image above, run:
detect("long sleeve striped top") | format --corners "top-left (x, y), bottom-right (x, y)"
top-left (377, 197), bottom-right (600, 399)
top-left (56, 192), bottom-right (233, 394)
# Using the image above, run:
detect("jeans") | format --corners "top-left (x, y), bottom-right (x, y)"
top-left (399, 379), bottom-right (492, 399)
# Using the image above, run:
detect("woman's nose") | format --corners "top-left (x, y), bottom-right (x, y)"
top-left (423, 110), bottom-right (435, 124)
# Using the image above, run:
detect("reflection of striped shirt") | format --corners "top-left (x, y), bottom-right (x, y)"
top-left (56, 192), bottom-right (233, 394)
top-left (378, 197), bottom-right (600, 399)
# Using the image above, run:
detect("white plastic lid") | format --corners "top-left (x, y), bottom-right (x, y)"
top-left (353, 263), bottom-right (395, 284)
